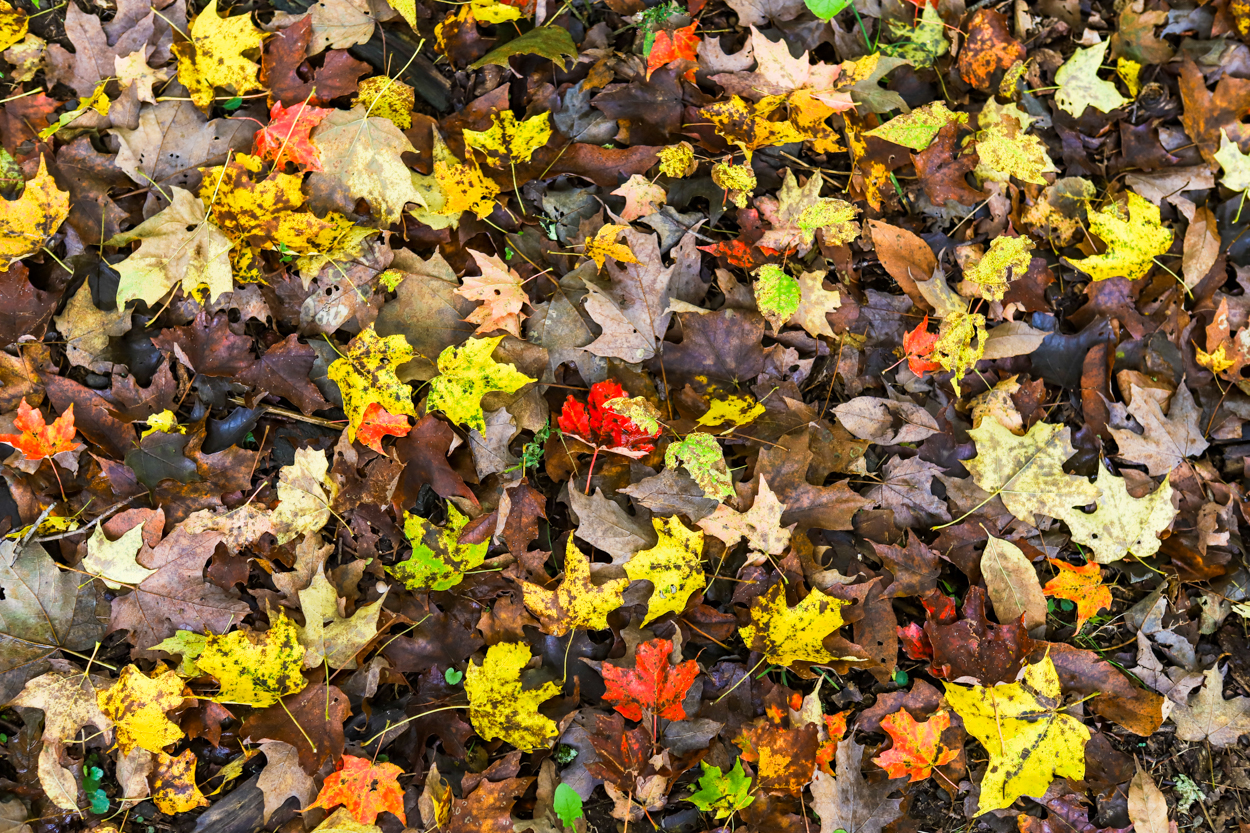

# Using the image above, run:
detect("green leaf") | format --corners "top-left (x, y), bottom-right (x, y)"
top-left (865, 101), bottom-right (966, 151)
top-left (391, 503), bottom-right (489, 592)
top-left (804, 0), bottom-right (852, 20)
top-left (553, 783), bottom-right (584, 829)
top-left (470, 27), bottom-right (578, 70)
top-left (444, 667), bottom-right (464, 685)
top-left (1054, 41), bottom-right (1129, 118)
top-left (687, 759), bottom-right (755, 819)
top-left (664, 432), bottom-right (734, 501)
top-left (754, 264), bottom-right (800, 329)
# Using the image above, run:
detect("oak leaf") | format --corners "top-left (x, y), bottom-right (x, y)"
top-left (872, 708), bottom-right (958, 782)
top-left (623, 516), bottom-right (706, 625)
top-left (327, 326), bottom-right (418, 445)
top-left (310, 755), bottom-right (406, 825)
top-left (426, 335), bottom-right (535, 433)
top-left (521, 537), bottom-right (627, 635)
top-left (601, 637), bottom-right (699, 721)
top-left (1169, 662), bottom-right (1250, 747)
top-left (739, 583), bottom-right (850, 668)
top-left (944, 654), bottom-right (1090, 813)
top-left (464, 642), bottom-right (560, 752)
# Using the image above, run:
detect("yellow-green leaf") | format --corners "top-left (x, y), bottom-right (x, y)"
top-left (1055, 41), bottom-right (1129, 118)
top-left (426, 335), bottom-right (534, 433)
top-left (327, 326), bottom-right (418, 444)
top-left (964, 236), bottom-right (1033, 302)
top-left (390, 503), bottom-right (487, 592)
top-left (1053, 466), bottom-right (1175, 564)
top-left (1065, 191), bottom-right (1172, 281)
top-left (623, 516), bottom-right (705, 625)
top-left (1214, 128), bottom-right (1250, 193)
top-left (82, 523), bottom-right (155, 590)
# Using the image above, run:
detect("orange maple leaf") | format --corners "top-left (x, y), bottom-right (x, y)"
top-left (253, 101), bottom-right (332, 171)
top-left (309, 754), bottom-right (407, 825)
top-left (1042, 559), bottom-right (1112, 631)
top-left (601, 638), bottom-right (699, 722)
top-left (872, 708), bottom-right (958, 782)
top-left (646, 24), bottom-right (699, 81)
top-left (356, 402), bottom-right (413, 453)
top-left (903, 315), bottom-right (942, 376)
top-left (0, 400), bottom-right (78, 460)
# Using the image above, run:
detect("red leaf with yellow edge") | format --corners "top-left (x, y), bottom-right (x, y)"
top-left (558, 380), bottom-right (660, 458)
top-left (309, 754), bottom-right (407, 825)
top-left (903, 315), bottom-right (942, 376)
top-left (872, 708), bottom-right (958, 782)
top-left (356, 402), bottom-right (412, 453)
top-left (646, 24), bottom-right (699, 81)
top-left (253, 101), bottom-right (332, 171)
top-left (601, 637), bottom-right (699, 722)
top-left (1042, 559), bottom-right (1112, 631)
top-left (0, 400), bottom-right (78, 460)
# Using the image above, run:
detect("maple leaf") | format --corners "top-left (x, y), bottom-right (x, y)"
top-left (391, 503), bottom-right (488, 591)
top-left (1043, 560), bottom-right (1111, 631)
top-left (646, 23), bottom-right (699, 80)
top-left (1066, 192), bottom-right (1172, 281)
top-left (310, 755), bottom-right (407, 826)
top-left (601, 638), bottom-right (699, 721)
top-left (82, 523), bottom-right (154, 589)
top-left (1178, 57), bottom-right (1250, 166)
top-left (521, 536), bottom-right (627, 635)
top-left (108, 187), bottom-right (234, 308)
top-left (559, 380), bottom-right (662, 459)
top-left (0, 399), bottom-right (78, 460)
top-left (903, 315), bottom-right (942, 375)
top-left (973, 100), bottom-right (1058, 185)
top-left (327, 326), bottom-right (418, 445)
top-left (612, 174), bottom-right (667, 221)
top-left (739, 583), bottom-right (850, 668)
top-left (296, 567), bottom-right (386, 669)
top-left (152, 750), bottom-right (210, 814)
top-left (172, 0), bottom-right (265, 111)
top-left (97, 665), bottom-right (187, 755)
top-left (1109, 384), bottom-right (1208, 476)
top-left (1054, 465), bottom-right (1175, 563)
top-left (755, 264), bottom-right (801, 329)
top-left (0, 0), bottom-right (26, 53)
top-left (463, 110), bottom-right (552, 167)
top-left (697, 395), bottom-right (766, 433)
top-left (933, 310), bottom-right (987, 389)
top-left (945, 654), bottom-right (1090, 814)
top-left (964, 235), bottom-right (1033, 301)
top-left (253, 101), bottom-right (331, 171)
top-left (866, 100), bottom-right (966, 151)
top-left (353, 75), bottom-right (415, 129)
top-left (872, 708), bottom-right (958, 782)
top-left (1214, 128), bottom-right (1250, 193)
top-left (458, 247), bottom-right (529, 338)
top-left (1169, 662), bottom-right (1250, 747)
top-left (1055, 41), bottom-right (1130, 117)
top-left (197, 611), bottom-right (306, 707)
top-left (355, 402), bottom-right (412, 452)
top-left (0, 155), bottom-right (70, 269)
top-left (270, 447), bottom-right (335, 545)
top-left (311, 105), bottom-right (423, 226)
top-left (698, 476), bottom-right (791, 555)
top-left (665, 432), bottom-right (734, 501)
top-left (412, 130), bottom-right (501, 224)
top-left (811, 738), bottom-right (905, 833)
top-left (966, 418), bottom-right (1101, 528)
top-left (687, 760), bottom-right (755, 819)
top-left (464, 642), bottom-right (560, 752)
top-left (584, 223), bottom-right (641, 270)
top-left (701, 94), bottom-right (809, 160)
top-left (426, 335), bottom-right (535, 433)
top-left (658, 142), bottom-right (697, 178)
top-left (623, 516), bottom-right (706, 625)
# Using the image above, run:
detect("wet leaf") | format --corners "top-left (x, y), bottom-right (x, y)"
top-left (426, 335), bottom-right (535, 433)
top-left (310, 755), bottom-right (407, 825)
top-left (464, 642), bottom-right (560, 752)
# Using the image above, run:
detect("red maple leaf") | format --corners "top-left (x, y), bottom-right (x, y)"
top-left (646, 24), bottom-right (699, 81)
top-left (601, 638), bottom-right (699, 722)
top-left (0, 400), bottom-right (79, 460)
top-left (903, 315), bottom-right (942, 376)
top-left (698, 239), bottom-right (771, 270)
top-left (356, 402), bottom-right (412, 453)
top-left (253, 101), bottom-right (332, 171)
top-left (814, 709), bottom-right (849, 774)
top-left (309, 755), bottom-right (406, 825)
top-left (558, 380), bottom-right (660, 459)
top-left (872, 708), bottom-right (959, 782)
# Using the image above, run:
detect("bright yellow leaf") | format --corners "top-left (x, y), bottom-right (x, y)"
top-left (701, 94), bottom-right (809, 160)
top-left (353, 76), bottom-right (415, 129)
top-left (173, 0), bottom-right (265, 111)
top-left (425, 335), bottom-right (534, 433)
top-left (464, 642), bottom-right (560, 752)
top-left (658, 141), bottom-right (696, 178)
top-left (327, 326), bottom-right (418, 444)
top-left (933, 311), bottom-right (987, 390)
top-left (944, 654), bottom-right (1089, 814)
top-left (197, 611), bottom-right (305, 707)
top-left (463, 111), bottom-right (552, 167)
top-left (623, 516), bottom-right (705, 625)
top-left (0, 155), bottom-right (70, 269)
top-left (411, 131), bottom-right (500, 226)
top-left (0, 0), bottom-right (28, 53)
top-left (710, 161), bottom-right (757, 209)
top-left (584, 223), bottom-right (640, 270)
top-left (964, 235), bottom-right (1033, 301)
top-left (153, 750), bottom-right (210, 814)
top-left (697, 395), bottom-right (765, 433)
top-left (739, 583), bottom-right (848, 667)
top-left (522, 537), bottom-right (627, 635)
top-left (1066, 191), bottom-right (1172, 281)
top-left (97, 666), bottom-right (187, 755)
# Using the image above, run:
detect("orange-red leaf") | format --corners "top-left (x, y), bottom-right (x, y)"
top-left (309, 754), bottom-right (407, 825)
top-left (815, 709), bottom-right (850, 774)
top-left (601, 638), bottom-right (699, 722)
top-left (253, 101), bottom-right (332, 171)
top-left (646, 24), bottom-right (699, 81)
top-left (903, 315), bottom-right (942, 376)
top-left (872, 708), bottom-right (958, 782)
top-left (1042, 559), bottom-right (1112, 631)
top-left (356, 402), bottom-right (412, 452)
top-left (0, 400), bottom-right (78, 460)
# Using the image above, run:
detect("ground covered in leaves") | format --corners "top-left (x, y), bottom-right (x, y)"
top-left (0, 0), bottom-right (1247, 831)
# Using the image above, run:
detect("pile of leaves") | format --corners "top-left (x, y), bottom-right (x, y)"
top-left (0, 0), bottom-right (1248, 830)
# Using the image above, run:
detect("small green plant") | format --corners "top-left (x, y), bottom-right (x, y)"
top-left (83, 764), bottom-right (108, 813)
top-left (1173, 774), bottom-right (1205, 814)
top-left (444, 667), bottom-right (464, 685)
top-left (506, 418), bottom-right (551, 477)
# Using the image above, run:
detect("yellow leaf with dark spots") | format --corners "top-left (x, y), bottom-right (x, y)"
top-left (327, 326), bottom-right (418, 444)
top-left (153, 750), bottom-right (210, 814)
top-left (584, 224), bottom-right (640, 270)
top-left (1065, 191), bottom-right (1173, 281)
top-left (0, 155), bottom-right (70, 269)
top-left (623, 516), bottom-right (705, 625)
top-left (522, 537), bottom-right (627, 635)
top-left (739, 583), bottom-right (849, 668)
top-left (197, 611), bottom-right (306, 707)
top-left (425, 335), bottom-right (534, 433)
top-left (97, 666), bottom-right (187, 755)
top-left (463, 111), bottom-right (553, 167)
top-left (173, 0), bottom-right (265, 111)
top-left (464, 642), bottom-right (560, 752)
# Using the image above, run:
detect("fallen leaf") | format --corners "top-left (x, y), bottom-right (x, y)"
top-left (327, 326), bottom-right (418, 445)
top-left (1043, 560), bottom-right (1111, 631)
top-left (697, 476), bottom-right (791, 555)
top-left (1109, 384), bottom-right (1208, 476)
top-left (310, 754), bottom-right (407, 826)
top-left (686, 759), bottom-right (754, 819)
top-left (152, 750), bottom-right (209, 814)
top-left (96, 665), bottom-right (187, 755)
top-left (464, 642), bottom-right (560, 752)
top-left (1066, 191), bottom-right (1172, 282)
top-left (426, 335), bottom-right (535, 433)
top-left (1055, 466), bottom-right (1175, 563)
top-left (601, 637), bottom-right (699, 721)
top-left (173, 0), bottom-right (265, 111)
top-left (739, 583), bottom-right (850, 668)
top-left (1055, 41), bottom-right (1129, 117)
top-left (871, 708), bottom-right (958, 782)
top-left (0, 156), bottom-right (70, 268)
top-left (622, 516), bottom-right (706, 625)
top-left (257, 740), bottom-right (315, 822)
top-left (810, 738), bottom-right (904, 833)
top-left (522, 537), bottom-right (627, 634)
top-left (1168, 662), bottom-right (1250, 747)
top-left (197, 611), bottom-right (306, 707)
top-left (980, 534), bottom-right (1047, 633)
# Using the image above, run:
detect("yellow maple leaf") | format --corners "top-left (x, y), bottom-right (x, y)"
top-left (173, 0), bottom-right (265, 111)
top-left (973, 100), bottom-right (1057, 185)
top-left (0, 0), bottom-right (28, 53)
top-left (964, 235), bottom-right (1033, 301)
top-left (353, 76), bottom-right (415, 129)
top-left (327, 326), bottom-right (418, 444)
top-left (522, 537), bottom-right (627, 635)
top-left (411, 131), bottom-right (500, 226)
top-left (295, 214), bottom-right (379, 287)
top-left (153, 750), bottom-right (210, 814)
top-left (739, 582), bottom-right (849, 668)
top-left (464, 111), bottom-right (552, 167)
top-left (945, 654), bottom-right (1090, 814)
top-left (82, 523), bottom-right (154, 590)
top-left (696, 395), bottom-right (765, 433)
top-left (701, 94), bottom-right (809, 160)
top-left (658, 141), bottom-right (697, 178)
top-left (391, 503), bottom-right (488, 591)
top-left (270, 448), bottom-right (335, 545)
top-left (1053, 465), bottom-right (1174, 564)
top-left (1066, 191), bottom-right (1173, 281)
top-left (711, 161), bottom-right (757, 209)
top-left (0, 155), bottom-right (70, 269)
top-left (197, 611), bottom-right (306, 707)
top-left (97, 666), bottom-right (187, 755)
top-left (1197, 342), bottom-right (1236, 374)
top-left (623, 516), bottom-right (705, 625)
top-left (464, 642), bottom-right (560, 752)
top-left (297, 568), bottom-right (386, 669)
top-left (787, 89), bottom-right (844, 154)
top-left (933, 310), bottom-right (987, 390)
top-left (583, 223), bottom-right (640, 269)
top-left (426, 335), bottom-right (535, 433)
